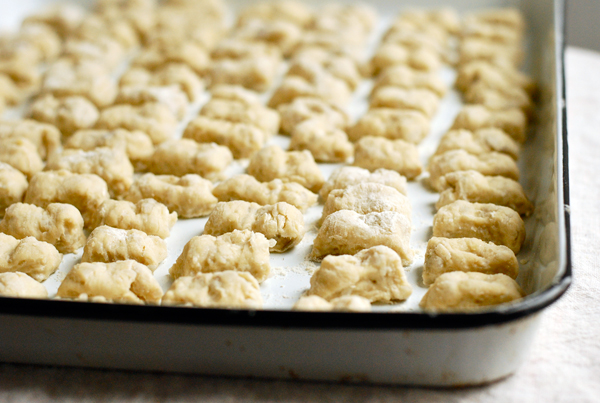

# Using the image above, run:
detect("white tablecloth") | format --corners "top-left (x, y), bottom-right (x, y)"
top-left (0, 47), bottom-right (599, 403)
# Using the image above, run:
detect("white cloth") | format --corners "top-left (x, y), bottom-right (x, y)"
top-left (0, 47), bottom-right (599, 403)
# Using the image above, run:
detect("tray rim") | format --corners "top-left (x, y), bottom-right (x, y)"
top-left (0, 0), bottom-right (572, 331)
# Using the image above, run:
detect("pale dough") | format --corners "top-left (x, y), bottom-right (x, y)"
top-left (56, 260), bottom-right (163, 304)
top-left (213, 174), bottom-right (318, 212)
top-left (204, 201), bottom-right (304, 253)
top-left (434, 128), bottom-right (520, 160)
top-left (81, 226), bottom-right (168, 271)
top-left (451, 105), bottom-right (527, 143)
top-left (0, 119), bottom-right (61, 159)
top-left (64, 129), bottom-right (154, 162)
top-left (423, 237), bottom-right (519, 286)
top-left (353, 136), bottom-right (423, 180)
top-left (200, 98), bottom-right (280, 136)
top-left (420, 271), bottom-right (524, 312)
top-left (247, 145), bottom-right (325, 193)
top-left (277, 97), bottom-right (349, 135)
top-left (347, 108), bottom-right (430, 144)
top-left (29, 93), bottom-right (99, 136)
top-left (0, 202), bottom-right (85, 254)
top-left (370, 87), bottom-right (440, 118)
top-left (0, 163), bottom-right (28, 216)
top-left (124, 173), bottom-right (217, 218)
top-left (309, 245), bottom-right (412, 303)
top-left (162, 271), bottom-right (263, 309)
top-left (319, 166), bottom-right (408, 201)
top-left (293, 295), bottom-right (371, 312)
top-left (0, 138), bottom-right (43, 178)
top-left (432, 200), bottom-right (526, 253)
top-left (288, 119), bottom-right (354, 163)
top-left (115, 85), bottom-right (189, 120)
top-left (311, 210), bottom-right (414, 265)
top-left (0, 233), bottom-right (61, 282)
top-left (169, 230), bottom-right (271, 283)
top-left (0, 272), bottom-right (48, 299)
top-left (372, 64), bottom-right (448, 97)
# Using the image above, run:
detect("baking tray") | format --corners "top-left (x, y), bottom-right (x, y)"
top-left (0, 0), bottom-right (571, 386)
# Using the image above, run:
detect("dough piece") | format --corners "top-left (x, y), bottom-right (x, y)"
top-left (89, 199), bottom-right (177, 239)
top-left (209, 57), bottom-right (280, 93)
top-left (433, 200), bottom-right (526, 253)
top-left (115, 85), bottom-right (189, 120)
top-left (41, 59), bottom-right (117, 108)
top-left (347, 108), bottom-right (430, 144)
top-left (124, 173), bottom-right (217, 218)
top-left (458, 38), bottom-right (523, 67)
top-left (290, 49), bottom-right (362, 90)
top-left (247, 145), bottom-right (325, 192)
top-left (56, 260), bottom-right (163, 304)
top-left (0, 233), bottom-right (61, 282)
top-left (288, 119), bottom-right (354, 163)
top-left (353, 137), bottom-right (423, 180)
top-left (370, 87), bottom-right (440, 118)
top-left (200, 98), bottom-right (280, 136)
top-left (237, 0), bottom-right (313, 27)
top-left (455, 60), bottom-right (536, 96)
top-left (169, 230), bottom-right (271, 283)
top-left (0, 138), bottom-right (43, 178)
top-left (420, 271), bottom-right (524, 312)
top-left (132, 41), bottom-right (211, 75)
top-left (464, 82), bottom-right (533, 114)
top-left (319, 166), bottom-right (408, 201)
top-left (451, 105), bottom-right (527, 143)
top-left (64, 129), bottom-right (154, 162)
top-left (0, 203), bottom-right (85, 254)
top-left (435, 128), bottom-right (520, 160)
top-left (183, 116), bottom-right (268, 159)
top-left (423, 237), bottom-right (518, 286)
top-left (62, 37), bottom-right (126, 70)
top-left (120, 63), bottom-right (205, 102)
top-left (293, 295), bottom-right (371, 312)
top-left (372, 64), bottom-right (448, 97)
top-left (0, 163), bottom-right (28, 216)
top-left (428, 149), bottom-right (519, 191)
top-left (371, 43), bottom-right (442, 75)
top-left (232, 19), bottom-right (302, 57)
top-left (278, 97), bottom-right (349, 135)
top-left (8, 23), bottom-right (62, 63)
top-left (210, 84), bottom-right (262, 106)
top-left (46, 147), bottom-right (134, 197)
top-left (24, 170), bottom-right (110, 224)
top-left (81, 226), bottom-right (167, 271)
top-left (0, 272), bottom-right (48, 299)
top-left (22, 4), bottom-right (86, 39)
top-left (204, 201), bottom-right (304, 253)
top-left (320, 183), bottom-right (411, 226)
top-left (268, 75), bottom-right (352, 109)
top-left (74, 13), bottom-right (139, 49)
top-left (146, 139), bottom-right (232, 181)
top-left (96, 103), bottom-right (177, 145)
top-left (436, 170), bottom-right (534, 216)
top-left (162, 271), bottom-right (262, 309)
top-left (29, 94), bottom-right (99, 136)
top-left (464, 8), bottom-right (525, 32)
top-left (309, 245), bottom-right (412, 303)
top-left (311, 210), bottom-right (414, 265)
top-left (0, 120), bottom-right (61, 160)
top-left (213, 174), bottom-right (317, 212)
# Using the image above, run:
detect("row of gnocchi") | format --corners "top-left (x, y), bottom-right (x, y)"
top-left (420, 9), bottom-right (535, 312)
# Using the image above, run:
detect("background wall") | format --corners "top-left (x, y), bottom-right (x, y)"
top-left (567, 0), bottom-right (600, 51)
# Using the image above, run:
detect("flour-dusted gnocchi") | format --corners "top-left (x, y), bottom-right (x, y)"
top-left (146, 139), bottom-right (233, 181)
top-left (115, 85), bottom-right (189, 120)
top-left (64, 129), bottom-right (154, 162)
top-left (353, 136), bottom-right (423, 180)
top-left (370, 87), bottom-right (440, 118)
top-left (0, 272), bottom-right (48, 299)
top-left (372, 65), bottom-right (448, 97)
top-left (0, 120), bottom-right (61, 160)
top-left (420, 271), bottom-right (524, 312)
top-left (293, 295), bottom-right (371, 312)
top-left (347, 108), bottom-right (430, 144)
top-left (0, 138), bottom-right (43, 178)
top-left (288, 119), bottom-right (354, 163)
top-left (56, 260), bottom-right (163, 304)
top-left (204, 201), bottom-right (304, 253)
top-left (428, 149), bottom-right (519, 191)
top-left (0, 233), bottom-right (61, 282)
top-left (247, 145), bottom-right (325, 193)
top-left (213, 174), bottom-right (318, 212)
top-left (0, 202), bottom-right (85, 253)
top-left (162, 271), bottom-right (263, 309)
top-left (124, 173), bottom-right (217, 218)
top-left (319, 183), bottom-right (411, 226)
top-left (29, 94), bottom-right (99, 136)
top-left (89, 199), bottom-right (177, 239)
top-left (311, 210), bottom-right (414, 265)
top-left (423, 237), bottom-right (519, 286)
top-left (0, 163), bottom-right (28, 216)
top-left (278, 97), bottom-right (349, 135)
top-left (319, 166), bottom-right (408, 201)
top-left (434, 128), bottom-right (520, 160)
top-left (81, 226), bottom-right (168, 271)
top-left (170, 230), bottom-right (271, 283)
top-left (308, 246), bottom-right (412, 303)
top-left (199, 98), bottom-right (280, 136)
top-left (433, 200), bottom-right (526, 253)
top-left (436, 170), bottom-right (533, 216)
top-left (451, 104), bottom-right (528, 143)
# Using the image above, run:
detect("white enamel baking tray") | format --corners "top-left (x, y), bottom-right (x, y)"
top-left (0, 0), bottom-right (571, 386)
